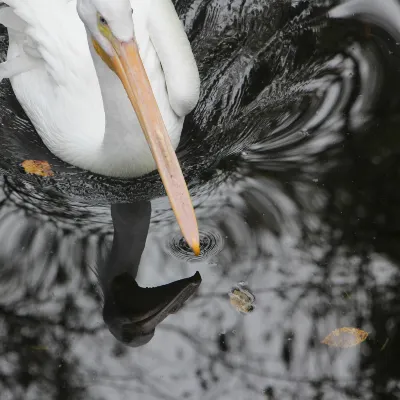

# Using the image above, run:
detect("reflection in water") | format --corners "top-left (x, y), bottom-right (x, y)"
top-left (101, 202), bottom-right (201, 347)
top-left (0, 0), bottom-right (400, 398)
top-left (228, 283), bottom-right (256, 314)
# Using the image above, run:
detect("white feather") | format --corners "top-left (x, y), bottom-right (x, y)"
top-left (0, 5), bottom-right (27, 32)
top-left (0, 0), bottom-right (200, 178)
top-left (0, 54), bottom-right (43, 80)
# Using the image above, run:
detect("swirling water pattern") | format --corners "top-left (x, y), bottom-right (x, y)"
top-left (0, 0), bottom-right (400, 398)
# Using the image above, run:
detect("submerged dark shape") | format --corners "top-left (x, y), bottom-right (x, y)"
top-left (98, 202), bottom-right (201, 347)
top-left (104, 271), bottom-right (201, 347)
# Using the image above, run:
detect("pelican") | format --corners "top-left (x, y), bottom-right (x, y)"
top-left (0, 0), bottom-right (201, 254)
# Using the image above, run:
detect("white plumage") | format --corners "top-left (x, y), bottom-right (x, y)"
top-left (0, 0), bottom-right (200, 178)
top-left (0, 0), bottom-right (201, 254)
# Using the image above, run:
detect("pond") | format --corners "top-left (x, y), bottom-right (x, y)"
top-left (0, 0), bottom-right (400, 399)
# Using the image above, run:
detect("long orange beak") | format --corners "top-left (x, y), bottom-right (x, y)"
top-left (93, 38), bottom-right (200, 256)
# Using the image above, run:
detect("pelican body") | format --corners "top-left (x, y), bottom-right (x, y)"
top-left (0, 0), bottom-right (201, 253)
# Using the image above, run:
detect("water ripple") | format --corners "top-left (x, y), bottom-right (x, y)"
top-left (164, 226), bottom-right (224, 262)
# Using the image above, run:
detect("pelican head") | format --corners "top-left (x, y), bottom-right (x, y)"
top-left (77, 0), bottom-right (134, 56)
top-left (77, 0), bottom-right (200, 256)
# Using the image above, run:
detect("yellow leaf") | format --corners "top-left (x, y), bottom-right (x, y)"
top-left (321, 327), bottom-right (368, 348)
top-left (21, 160), bottom-right (54, 177)
top-left (228, 285), bottom-right (256, 314)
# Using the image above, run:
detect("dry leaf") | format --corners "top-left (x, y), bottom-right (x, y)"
top-left (21, 160), bottom-right (54, 177)
top-left (321, 327), bottom-right (368, 348)
top-left (228, 284), bottom-right (256, 314)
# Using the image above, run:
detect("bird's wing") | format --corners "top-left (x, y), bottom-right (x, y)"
top-left (0, 3), bottom-right (44, 80)
top-left (0, 54), bottom-right (43, 81)
top-left (0, 4), bottom-right (26, 31)
top-left (0, 0), bottom-right (91, 85)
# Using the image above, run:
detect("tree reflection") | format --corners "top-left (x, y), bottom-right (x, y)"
top-left (0, 0), bottom-right (400, 399)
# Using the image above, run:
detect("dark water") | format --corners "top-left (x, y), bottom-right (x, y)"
top-left (1, 0), bottom-right (400, 398)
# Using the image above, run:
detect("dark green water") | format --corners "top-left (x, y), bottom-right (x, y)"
top-left (0, 0), bottom-right (400, 398)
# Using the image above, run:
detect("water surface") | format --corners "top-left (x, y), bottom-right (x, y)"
top-left (0, 0), bottom-right (400, 399)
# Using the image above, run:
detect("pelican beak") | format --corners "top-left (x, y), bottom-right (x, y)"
top-left (93, 38), bottom-right (200, 255)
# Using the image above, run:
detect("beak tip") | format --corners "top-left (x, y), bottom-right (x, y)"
top-left (192, 242), bottom-right (201, 256)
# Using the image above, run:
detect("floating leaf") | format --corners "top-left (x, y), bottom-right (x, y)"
top-left (21, 160), bottom-right (54, 177)
top-left (228, 283), bottom-right (256, 314)
top-left (321, 327), bottom-right (368, 348)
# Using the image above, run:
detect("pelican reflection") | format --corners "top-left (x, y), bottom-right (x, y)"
top-left (97, 202), bottom-right (201, 347)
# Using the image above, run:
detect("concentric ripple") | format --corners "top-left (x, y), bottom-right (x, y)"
top-left (165, 227), bottom-right (224, 262)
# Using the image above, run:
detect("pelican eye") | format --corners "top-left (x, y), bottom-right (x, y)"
top-left (99, 15), bottom-right (108, 25)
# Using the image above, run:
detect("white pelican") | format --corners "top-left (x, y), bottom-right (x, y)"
top-left (0, 0), bottom-right (201, 254)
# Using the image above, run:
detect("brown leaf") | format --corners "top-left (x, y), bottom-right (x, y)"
top-left (321, 327), bottom-right (368, 348)
top-left (228, 284), bottom-right (256, 314)
top-left (21, 160), bottom-right (54, 177)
